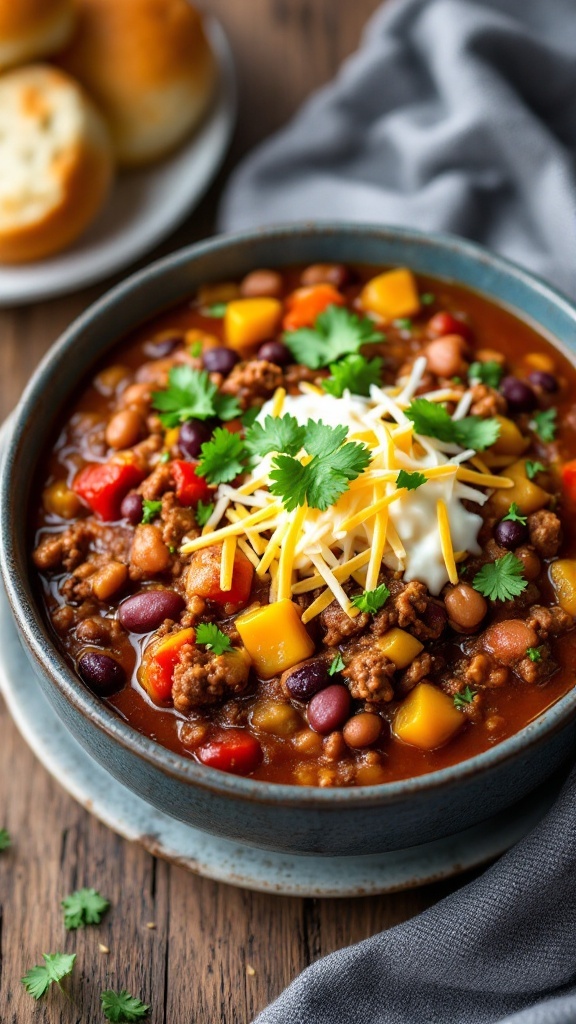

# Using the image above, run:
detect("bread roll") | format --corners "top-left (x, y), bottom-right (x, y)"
top-left (59, 0), bottom-right (217, 167)
top-left (0, 65), bottom-right (114, 263)
top-left (0, 0), bottom-right (75, 71)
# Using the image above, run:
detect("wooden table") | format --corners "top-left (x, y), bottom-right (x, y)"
top-left (0, 3), bottom-right (473, 1020)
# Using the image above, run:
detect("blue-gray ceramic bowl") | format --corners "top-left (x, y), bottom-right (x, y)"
top-left (2, 223), bottom-right (576, 857)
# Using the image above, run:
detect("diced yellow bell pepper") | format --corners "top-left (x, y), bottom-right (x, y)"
top-left (524, 351), bottom-right (555, 374)
top-left (164, 427), bottom-right (180, 449)
top-left (491, 416), bottom-right (530, 457)
top-left (360, 268), bottom-right (421, 321)
top-left (197, 282), bottom-right (240, 306)
top-left (42, 480), bottom-right (82, 519)
top-left (236, 599), bottom-right (315, 678)
top-left (376, 627), bottom-right (423, 669)
top-left (251, 700), bottom-right (302, 736)
top-left (488, 459), bottom-right (550, 517)
top-left (550, 560), bottom-right (576, 616)
top-left (394, 682), bottom-right (464, 750)
top-left (224, 298), bottom-right (282, 353)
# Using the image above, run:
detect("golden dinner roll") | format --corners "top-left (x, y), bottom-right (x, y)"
top-left (0, 65), bottom-right (114, 263)
top-left (0, 0), bottom-right (76, 71)
top-left (59, 0), bottom-right (217, 167)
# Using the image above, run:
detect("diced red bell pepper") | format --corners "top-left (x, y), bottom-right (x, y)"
top-left (197, 729), bottom-right (262, 775)
top-left (282, 284), bottom-right (345, 331)
top-left (140, 627), bottom-right (195, 702)
top-left (73, 461), bottom-right (145, 521)
top-left (186, 544), bottom-right (254, 610)
top-left (427, 311), bottom-right (473, 342)
top-left (171, 460), bottom-right (213, 506)
top-left (561, 460), bottom-right (576, 504)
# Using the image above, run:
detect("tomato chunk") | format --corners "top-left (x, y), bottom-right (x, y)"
top-left (186, 544), bottom-right (254, 610)
top-left (73, 461), bottom-right (145, 521)
top-left (172, 460), bottom-right (213, 506)
top-left (197, 730), bottom-right (262, 775)
top-left (561, 460), bottom-right (576, 504)
top-left (140, 627), bottom-right (195, 702)
top-left (282, 284), bottom-right (344, 331)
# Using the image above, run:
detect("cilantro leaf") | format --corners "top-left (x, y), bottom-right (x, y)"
top-left (0, 828), bottom-right (10, 851)
top-left (141, 499), bottom-right (162, 524)
top-left (195, 499), bottom-right (215, 528)
top-left (284, 306), bottom-right (382, 369)
top-left (525, 460), bottom-right (545, 480)
top-left (502, 502), bottom-right (527, 525)
top-left (405, 398), bottom-right (500, 451)
top-left (101, 989), bottom-right (149, 1022)
top-left (472, 553), bottom-right (527, 602)
top-left (453, 685), bottom-right (477, 708)
top-left (351, 584), bottom-right (390, 614)
top-left (527, 646), bottom-right (543, 662)
top-left (245, 414), bottom-right (305, 460)
top-left (328, 653), bottom-right (345, 676)
top-left (159, 451), bottom-right (171, 463)
top-left (420, 292), bottom-right (435, 305)
top-left (322, 354), bottom-right (383, 397)
top-left (202, 302), bottom-right (227, 318)
top-left (304, 420), bottom-right (348, 457)
top-left (530, 408), bottom-right (557, 443)
top-left (269, 456), bottom-right (308, 512)
top-left (241, 405), bottom-right (260, 429)
top-left (152, 366), bottom-right (240, 428)
top-left (196, 428), bottom-right (247, 485)
top-left (396, 469), bottom-right (427, 491)
top-left (62, 887), bottom-right (109, 930)
top-left (189, 340), bottom-right (203, 357)
top-left (468, 360), bottom-right (504, 388)
top-left (195, 622), bottom-right (233, 655)
top-left (393, 318), bottom-right (412, 331)
top-left (22, 953), bottom-right (76, 1000)
top-left (213, 392), bottom-right (243, 421)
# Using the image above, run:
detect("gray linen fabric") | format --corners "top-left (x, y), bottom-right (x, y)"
top-left (219, 1), bottom-right (576, 1020)
top-left (219, 0), bottom-right (576, 298)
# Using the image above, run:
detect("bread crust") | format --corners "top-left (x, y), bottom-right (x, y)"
top-left (0, 0), bottom-right (75, 71)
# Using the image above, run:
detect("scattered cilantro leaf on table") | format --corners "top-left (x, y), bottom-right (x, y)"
top-left (0, 828), bottom-right (10, 851)
top-left (472, 553), bottom-right (527, 602)
top-left (396, 469), bottom-right (427, 491)
top-left (245, 413), bottom-right (305, 460)
top-left (195, 623), bottom-right (233, 655)
top-left (328, 653), bottom-right (345, 676)
top-left (269, 421), bottom-right (370, 512)
top-left (351, 584), bottom-right (390, 614)
top-left (322, 354), bottom-right (383, 397)
top-left (502, 502), bottom-right (527, 525)
top-left (195, 499), bottom-right (215, 528)
top-left (525, 460), bottom-right (545, 480)
top-left (405, 398), bottom-right (500, 451)
top-left (22, 953), bottom-right (76, 1000)
top-left (453, 685), bottom-right (477, 708)
top-left (467, 360), bottom-right (504, 388)
top-left (152, 366), bottom-right (240, 427)
top-left (284, 306), bottom-right (381, 369)
top-left (62, 888), bottom-right (109, 930)
top-left (196, 428), bottom-right (247, 485)
top-left (141, 499), bottom-right (162, 524)
top-left (101, 989), bottom-right (149, 1022)
top-left (530, 408), bottom-right (557, 443)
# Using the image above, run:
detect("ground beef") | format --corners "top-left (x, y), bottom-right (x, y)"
top-left (373, 580), bottom-right (446, 641)
top-left (283, 364), bottom-right (322, 390)
top-left (442, 677), bottom-right (485, 722)
top-left (526, 604), bottom-right (573, 640)
top-left (398, 651), bottom-right (435, 695)
top-left (343, 648), bottom-right (395, 703)
top-left (528, 510), bottom-right (562, 559)
top-left (75, 615), bottom-right (125, 644)
top-left (220, 359), bottom-right (283, 409)
top-left (172, 644), bottom-right (250, 712)
top-left (459, 652), bottom-right (510, 689)
top-left (320, 600), bottom-right (369, 647)
top-left (515, 645), bottom-right (555, 685)
top-left (138, 463), bottom-right (173, 501)
top-left (32, 521), bottom-right (94, 572)
top-left (469, 383), bottom-right (507, 418)
top-left (160, 492), bottom-right (197, 549)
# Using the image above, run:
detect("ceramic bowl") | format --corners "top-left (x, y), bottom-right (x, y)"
top-left (2, 223), bottom-right (576, 857)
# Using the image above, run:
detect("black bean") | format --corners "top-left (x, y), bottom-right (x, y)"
top-left (495, 519), bottom-right (528, 550)
top-left (307, 684), bottom-right (351, 734)
top-left (528, 370), bottom-right (559, 393)
top-left (78, 652), bottom-right (125, 696)
top-left (119, 589), bottom-right (185, 633)
top-left (500, 376), bottom-right (537, 413)
top-left (178, 419), bottom-right (212, 459)
top-left (284, 660), bottom-right (329, 701)
top-left (256, 341), bottom-right (292, 366)
top-left (203, 347), bottom-right (240, 375)
top-left (120, 491), bottom-right (143, 525)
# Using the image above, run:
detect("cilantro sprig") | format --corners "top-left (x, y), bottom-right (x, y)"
top-left (502, 502), bottom-right (527, 525)
top-left (323, 354), bottom-right (384, 397)
top-left (328, 653), bottom-right (345, 676)
top-left (406, 398), bottom-right (500, 451)
top-left (472, 553), bottom-right (527, 602)
top-left (269, 421), bottom-right (370, 512)
top-left (453, 685), bottom-right (477, 708)
top-left (22, 953), bottom-right (76, 1000)
top-left (196, 428), bottom-right (246, 485)
top-left (351, 584), bottom-right (390, 614)
top-left (195, 499), bottom-right (215, 527)
top-left (396, 469), bottom-right (427, 491)
top-left (468, 361), bottom-right (504, 388)
top-left (101, 989), bottom-right (149, 1022)
top-left (195, 622), bottom-right (233, 655)
top-left (527, 646), bottom-right (543, 663)
top-left (525, 460), bottom-right (545, 480)
top-left (284, 306), bottom-right (382, 369)
top-left (152, 366), bottom-right (240, 428)
top-left (245, 413), bottom-right (305, 460)
top-left (62, 887), bottom-right (110, 930)
top-left (141, 499), bottom-right (162, 524)
top-left (202, 302), bottom-right (227, 318)
top-left (0, 828), bottom-right (10, 850)
top-left (530, 408), bottom-right (557, 443)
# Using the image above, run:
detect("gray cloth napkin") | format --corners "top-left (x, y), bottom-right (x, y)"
top-left (219, 0), bottom-right (576, 1021)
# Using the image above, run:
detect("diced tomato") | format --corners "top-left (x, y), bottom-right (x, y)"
top-left (73, 461), bottom-right (145, 521)
top-left (171, 460), bottom-right (213, 506)
top-left (282, 284), bottom-right (344, 331)
top-left (427, 311), bottom-right (473, 342)
top-left (186, 544), bottom-right (254, 610)
top-left (561, 460), bottom-right (576, 504)
top-left (197, 729), bottom-right (262, 775)
top-left (140, 627), bottom-right (195, 702)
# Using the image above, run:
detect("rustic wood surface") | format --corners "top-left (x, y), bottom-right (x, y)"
top-left (0, 2), bottom-right (475, 1021)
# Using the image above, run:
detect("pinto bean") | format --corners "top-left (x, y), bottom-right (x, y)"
top-left (343, 713), bottom-right (382, 749)
top-left (130, 525), bottom-right (171, 574)
top-left (240, 269), bottom-right (283, 299)
top-left (445, 583), bottom-right (487, 632)
top-left (300, 263), bottom-right (349, 288)
top-left (90, 561), bottom-right (128, 600)
top-left (424, 335), bottom-right (468, 378)
top-left (105, 409), bottom-right (144, 450)
top-left (482, 619), bottom-right (538, 665)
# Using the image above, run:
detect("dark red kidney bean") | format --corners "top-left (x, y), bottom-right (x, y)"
top-left (528, 370), bottom-right (558, 393)
top-left (500, 376), bottom-right (537, 413)
top-left (307, 684), bottom-right (351, 734)
top-left (120, 491), bottom-right (143, 525)
top-left (119, 589), bottom-right (185, 633)
top-left (78, 652), bottom-right (125, 696)
top-left (427, 311), bottom-right (472, 341)
top-left (203, 346), bottom-right (240, 375)
top-left (256, 340), bottom-right (292, 366)
top-left (178, 419), bottom-right (212, 459)
top-left (495, 519), bottom-right (528, 550)
top-left (143, 334), bottom-right (183, 358)
top-left (285, 660), bottom-right (329, 700)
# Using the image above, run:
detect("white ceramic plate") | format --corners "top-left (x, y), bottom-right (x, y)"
top-left (0, 18), bottom-right (235, 307)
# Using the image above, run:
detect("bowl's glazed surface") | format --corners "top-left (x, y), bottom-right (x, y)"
top-left (3, 223), bottom-right (576, 856)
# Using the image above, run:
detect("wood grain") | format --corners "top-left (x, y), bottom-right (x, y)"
top-left (0, 2), bottom-right (470, 1021)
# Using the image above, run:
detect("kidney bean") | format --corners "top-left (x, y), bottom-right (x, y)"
top-left (427, 311), bottom-right (472, 341)
top-left (307, 684), bottom-right (351, 734)
top-left (202, 346), bottom-right (240, 375)
top-left (240, 269), bottom-right (283, 299)
top-left (283, 660), bottom-right (329, 700)
top-left (257, 340), bottom-right (292, 366)
top-left (343, 712), bottom-right (382, 749)
top-left (120, 491), bottom-right (143, 525)
top-left (495, 518), bottom-right (528, 550)
top-left (78, 651), bottom-right (125, 696)
top-left (119, 589), bottom-right (185, 633)
top-left (528, 370), bottom-right (558, 393)
top-left (178, 419), bottom-right (212, 459)
top-left (500, 376), bottom-right (537, 413)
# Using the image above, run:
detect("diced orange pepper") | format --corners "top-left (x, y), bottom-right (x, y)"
top-left (561, 460), bottom-right (576, 504)
top-left (224, 298), bottom-right (282, 353)
top-left (140, 627), bottom-right (195, 702)
top-left (282, 284), bottom-right (344, 331)
top-left (394, 682), bottom-right (464, 750)
top-left (236, 599), bottom-right (314, 678)
top-left (360, 268), bottom-right (420, 321)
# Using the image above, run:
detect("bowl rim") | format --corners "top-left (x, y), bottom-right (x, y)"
top-left (3, 220), bottom-right (576, 809)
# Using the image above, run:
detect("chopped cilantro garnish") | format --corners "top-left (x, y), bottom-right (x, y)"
top-left (328, 653), bottom-right (345, 676)
top-left (245, 413), bottom-right (305, 460)
top-left (189, 340), bottom-right (203, 357)
top-left (396, 469), bottom-right (427, 491)
top-left (527, 646), bottom-right (543, 663)
top-left (405, 397), bottom-right (500, 451)
top-left (202, 302), bottom-right (228, 318)
top-left (351, 583), bottom-right (390, 614)
top-left (453, 685), bottom-right (477, 708)
top-left (241, 405), bottom-right (260, 429)
top-left (159, 451), bottom-right (171, 463)
top-left (195, 499), bottom-right (215, 527)
top-left (420, 292), bottom-right (435, 305)
top-left (62, 888), bottom-right (109, 930)
top-left (452, 376), bottom-right (463, 385)
top-left (196, 428), bottom-right (247, 485)
top-left (502, 502), bottom-right (527, 525)
top-left (270, 421), bottom-right (370, 512)
top-left (141, 499), bottom-right (162, 524)
top-left (284, 305), bottom-right (381, 369)
top-left (393, 318), bottom-right (412, 331)
top-left (530, 408), bottom-right (557, 443)
top-left (101, 989), bottom-right (150, 1022)
top-left (0, 828), bottom-right (10, 850)
top-left (472, 552), bottom-right (527, 602)
top-left (525, 460), bottom-right (545, 480)
top-left (468, 360), bottom-right (504, 388)
top-left (22, 953), bottom-right (76, 1000)
top-left (195, 622), bottom-right (233, 655)
top-left (322, 354), bottom-right (383, 397)
top-left (152, 366), bottom-right (240, 428)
